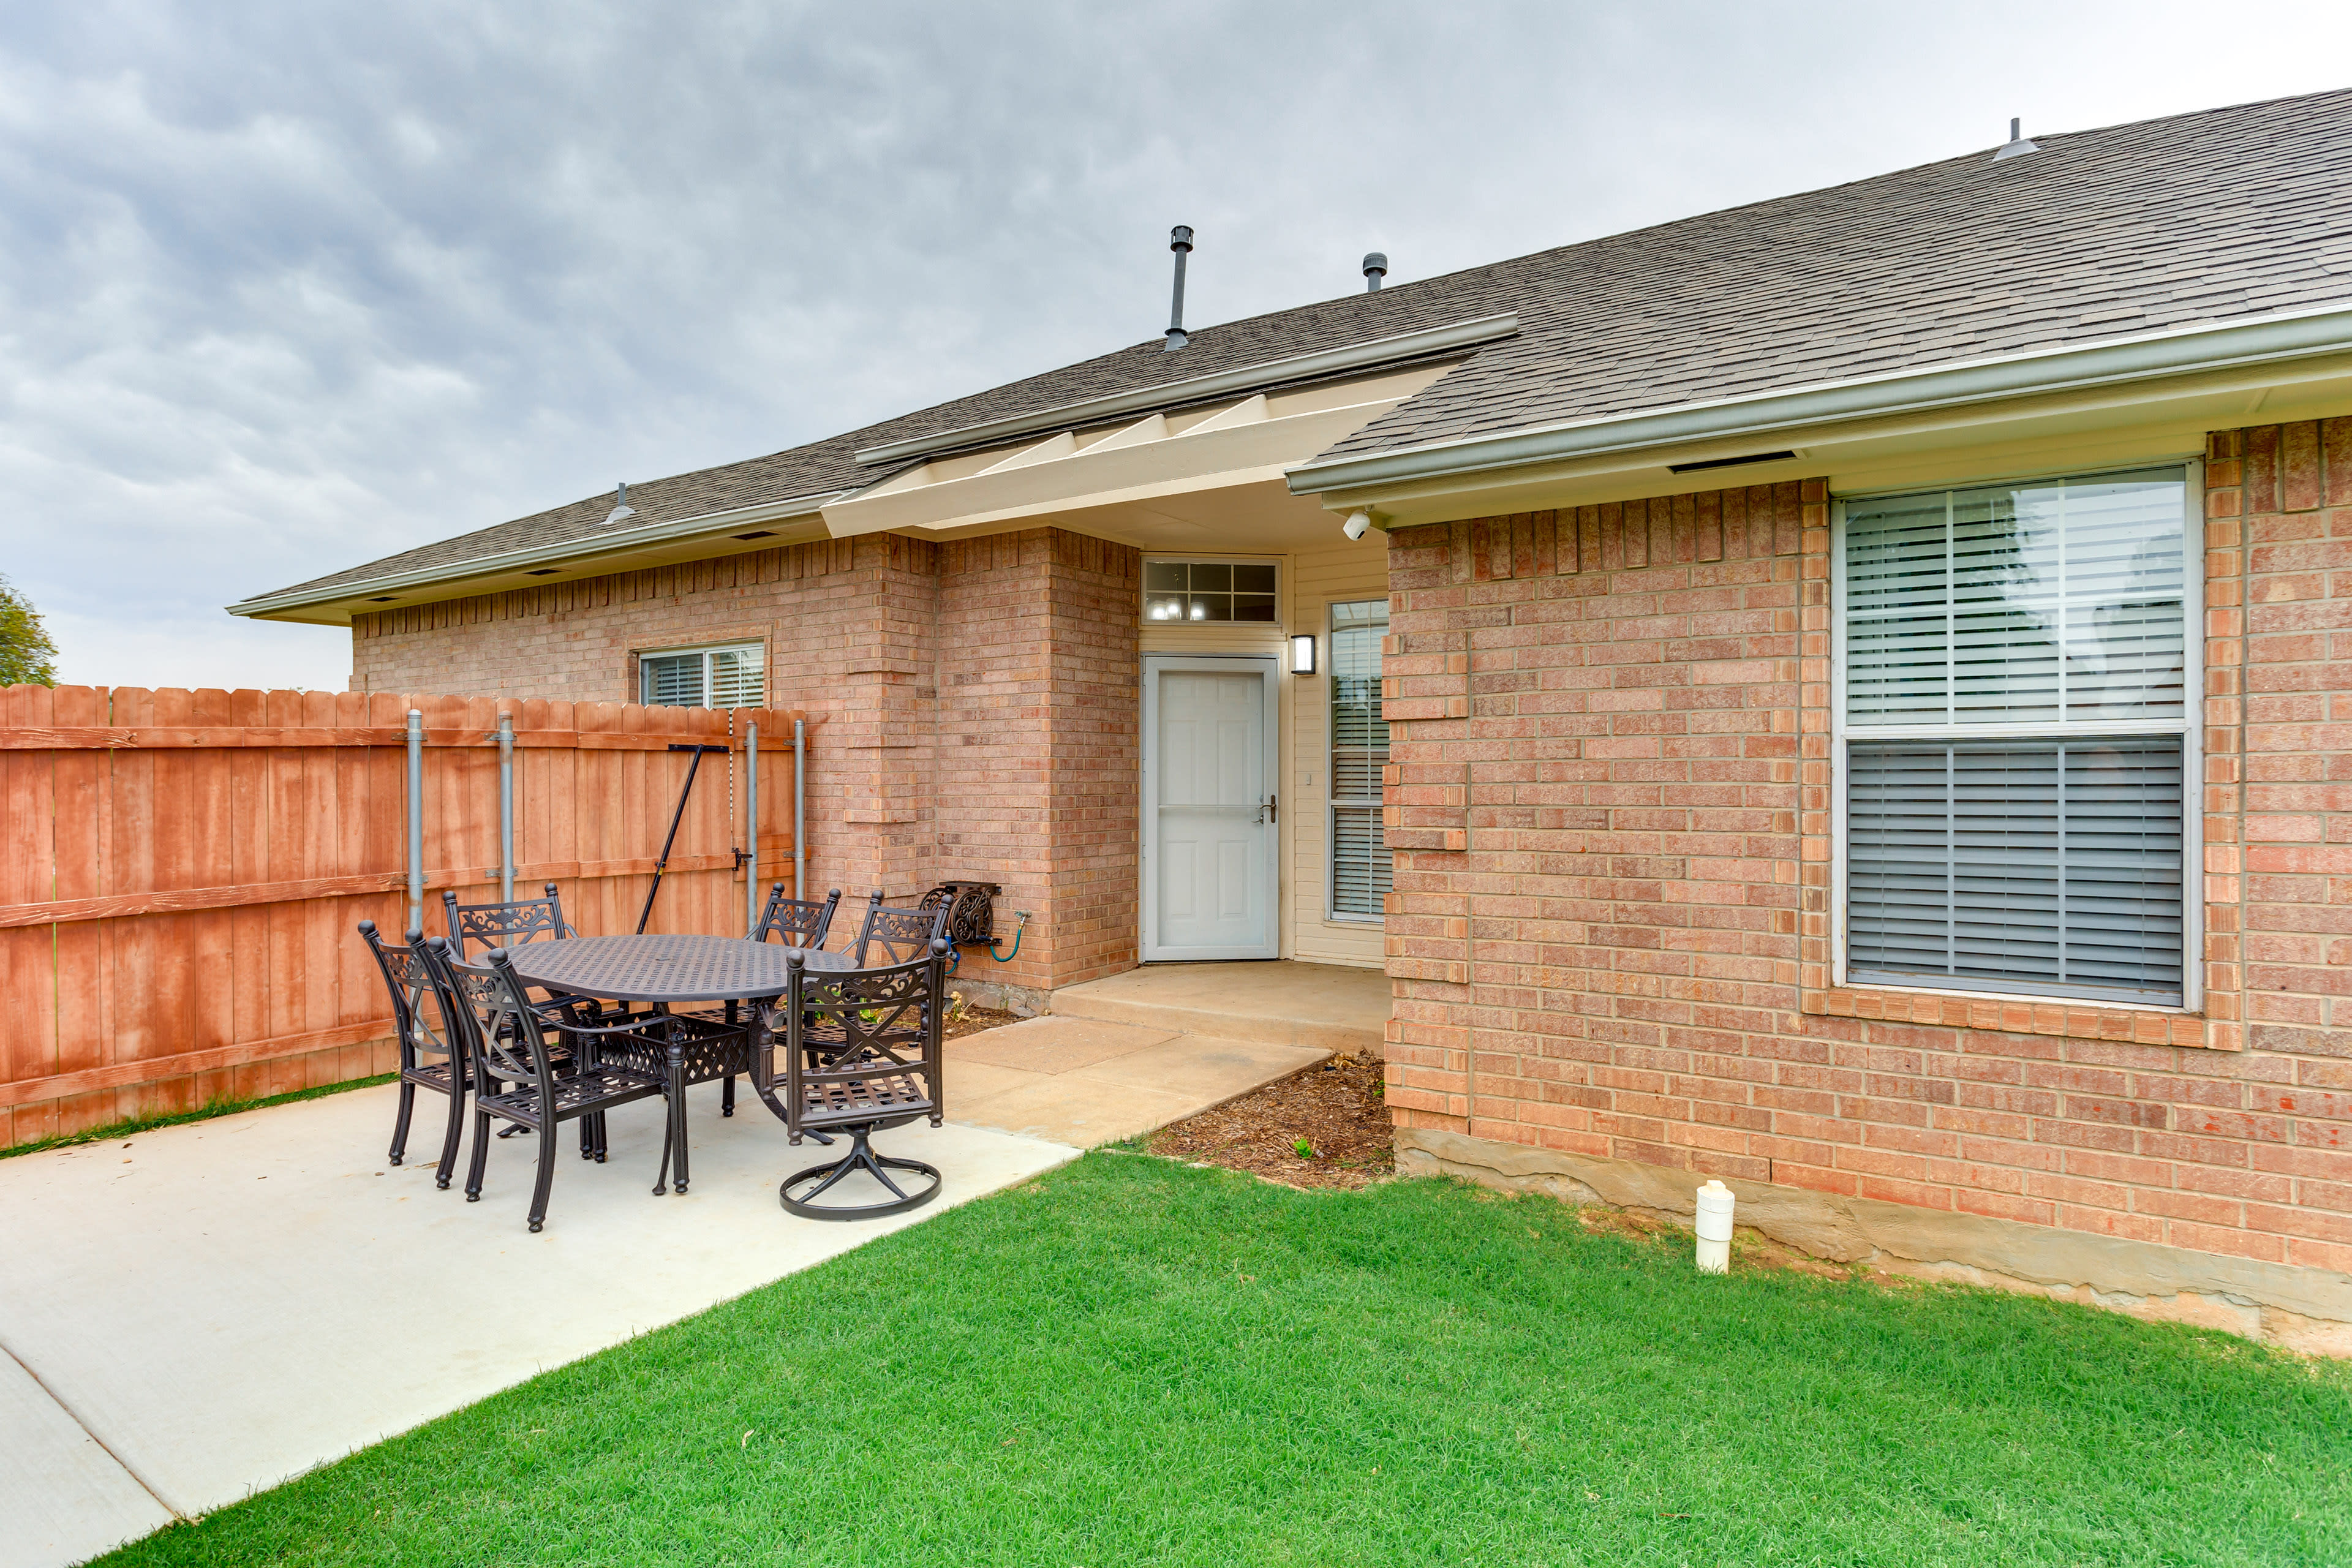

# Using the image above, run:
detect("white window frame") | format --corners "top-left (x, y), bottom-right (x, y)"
top-left (636, 639), bottom-right (766, 710)
top-left (1139, 554), bottom-right (1283, 626)
top-left (1326, 598), bottom-right (1389, 925)
top-left (1828, 459), bottom-right (2204, 1012)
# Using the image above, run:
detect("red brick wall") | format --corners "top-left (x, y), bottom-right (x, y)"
top-left (350, 528), bottom-right (1139, 993)
top-left (1382, 446), bottom-right (2352, 1274)
top-left (1046, 532), bottom-right (1144, 987)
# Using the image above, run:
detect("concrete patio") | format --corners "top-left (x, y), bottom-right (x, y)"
top-left (0, 962), bottom-right (1385, 1568)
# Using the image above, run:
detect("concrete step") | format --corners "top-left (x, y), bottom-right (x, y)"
top-left (1048, 960), bottom-right (1387, 1058)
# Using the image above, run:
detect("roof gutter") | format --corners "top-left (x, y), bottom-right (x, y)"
top-left (1284, 301), bottom-right (2352, 499)
top-left (225, 488), bottom-right (849, 619)
top-left (853, 312), bottom-right (1519, 468)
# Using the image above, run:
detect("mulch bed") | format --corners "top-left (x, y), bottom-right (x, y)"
top-left (943, 1002), bottom-right (1023, 1043)
top-left (1147, 1054), bottom-right (1395, 1189)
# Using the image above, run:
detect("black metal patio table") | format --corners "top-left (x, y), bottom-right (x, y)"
top-left (504, 934), bottom-right (852, 1195)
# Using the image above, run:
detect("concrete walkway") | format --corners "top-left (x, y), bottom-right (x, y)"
top-left (0, 1084), bottom-right (1075, 1568)
top-left (0, 975), bottom-right (1361, 1567)
top-left (1049, 959), bottom-right (1389, 1058)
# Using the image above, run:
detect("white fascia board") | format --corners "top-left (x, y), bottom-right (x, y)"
top-left (850, 313), bottom-right (1518, 468)
top-left (1283, 301), bottom-right (2352, 500)
top-left (224, 490), bottom-right (847, 619)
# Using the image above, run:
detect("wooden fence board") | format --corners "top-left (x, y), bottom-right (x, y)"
top-left (0, 685), bottom-right (802, 1148)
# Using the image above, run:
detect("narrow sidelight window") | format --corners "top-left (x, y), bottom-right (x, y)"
top-left (639, 641), bottom-right (765, 709)
top-left (1838, 468), bottom-right (2193, 1006)
top-left (1329, 598), bottom-right (1390, 920)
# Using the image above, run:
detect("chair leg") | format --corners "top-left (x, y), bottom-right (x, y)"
top-left (433, 1079), bottom-right (466, 1189)
top-left (722, 1072), bottom-right (736, 1117)
top-left (653, 1110), bottom-right (674, 1197)
top-left (464, 1109), bottom-right (493, 1201)
top-left (527, 1121), bottom-right (557, 1233)
top-left (666, 1046), bottom-right (692, 1196)
top-left (388, 1079), bottom-right (417, 1166)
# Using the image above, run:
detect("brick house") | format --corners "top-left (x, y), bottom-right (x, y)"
top-left (237, 91), bottom-right (2352, 1349)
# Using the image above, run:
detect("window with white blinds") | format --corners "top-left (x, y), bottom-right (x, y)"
top-left (638, 643), bottom-right (764, 709)
top-left (1839, 469), bottom-right (2193, 1006)
top-left (1329, 599), bottom-right (1390, 920)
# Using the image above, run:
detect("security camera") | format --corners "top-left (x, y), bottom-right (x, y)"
top-left (1341, 511), bottom-right (1371, 541)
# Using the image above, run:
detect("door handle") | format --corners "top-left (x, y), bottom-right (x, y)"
top-left (1256, 793), bottom-right (1277, 825)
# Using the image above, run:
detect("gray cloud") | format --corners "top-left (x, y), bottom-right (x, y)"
top-left (2, 0), bottom-right (2345, 690)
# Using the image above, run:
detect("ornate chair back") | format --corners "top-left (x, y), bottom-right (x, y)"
top-left (428, 939), bottom-right (565, 1098)
top-left (764, 939), bottom-right (947, 1142)
top-left (751, 884), bottom-right (841, 948)
top-left (357, 919), bottom-right (454, 1074)
top-left (442, 882), bottom-right (575, 960)
top-left (850, 890), bottom-right (954, 968)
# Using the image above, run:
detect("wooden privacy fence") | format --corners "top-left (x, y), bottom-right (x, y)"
top-left (1, 685), bottom-right (805, 1149)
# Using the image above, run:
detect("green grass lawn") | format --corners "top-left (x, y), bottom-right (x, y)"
top-left (105, 1153), bottom-right (2351, 1567)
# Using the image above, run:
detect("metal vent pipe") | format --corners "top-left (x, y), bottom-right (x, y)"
top-left (1164, 225), bottom-right (1193, 350)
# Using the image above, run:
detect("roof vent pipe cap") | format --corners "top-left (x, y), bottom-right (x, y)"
top-left (1362, 252), bottom-right (1387, 292)
top-left (601, 481), bottom-right (636, 527)
top-left (1991, 116), bottom-right (2040, 162)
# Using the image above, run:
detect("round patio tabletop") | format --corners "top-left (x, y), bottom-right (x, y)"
top-left (503, 933), bottom-right (853, 1005)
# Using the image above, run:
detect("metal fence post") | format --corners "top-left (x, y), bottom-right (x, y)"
top-left (745, 721), bottom-right (760, 937)
top-left (498, 712), bottom-right (515, 905)
top-left (405, 709), bottom-right (424, 933)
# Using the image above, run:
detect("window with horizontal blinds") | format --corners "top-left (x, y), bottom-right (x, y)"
top-left (1839, 467), bottom-right (2192, 1007)
top-left (1845, 469), bottom-right (2185, 725)
top-left (1329, 600), bottom-right (1390, 919)
top-left (638, 643), bottom-right (764, 709)
top-left (1847, 738), bottom-right (2184, 1003)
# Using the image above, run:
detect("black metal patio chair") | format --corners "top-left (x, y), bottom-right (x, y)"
top-left (750, 884), bottom-right (842, 948)
top-left (438, 883), bottom-right (627, 1145)
top-left (850, 890), bottom-right (954, 967)
top-left (672, 885), bottom-right (840, 1122)
top-left (356, 919), bottom-right (469, 1186)
top-left (432, 938), bottom-right (674, 1232)
top-left (751, 940), bottom-right (948, 1219)
top-left (441, 883), bottom-right (574, 957)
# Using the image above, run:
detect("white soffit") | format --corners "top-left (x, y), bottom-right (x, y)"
top-left (821, 366), bottom-right (1449, 539)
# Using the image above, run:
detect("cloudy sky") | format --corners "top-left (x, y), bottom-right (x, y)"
top-left (5, 1), bottom-right (2348, 692)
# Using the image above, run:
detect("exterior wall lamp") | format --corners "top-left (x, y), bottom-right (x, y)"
top-left (1288, 633), bottom-right (1317, 674)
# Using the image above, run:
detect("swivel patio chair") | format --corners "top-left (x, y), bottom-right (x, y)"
top-left (356, 919), bottom-right (469, 1186)
top-left (432, 938), bottom-right (673, 1232)
top-left (781, 892), bottom-right (956, 1071)
top-left (751, 940), bottom-right (948, 1219)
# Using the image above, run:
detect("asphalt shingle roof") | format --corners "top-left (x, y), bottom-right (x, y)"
top-left (254, 88), bottom-right (2352, 605)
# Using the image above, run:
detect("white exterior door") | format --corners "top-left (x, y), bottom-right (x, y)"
top-left (1142, 655), bottom-right (1280, 960)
